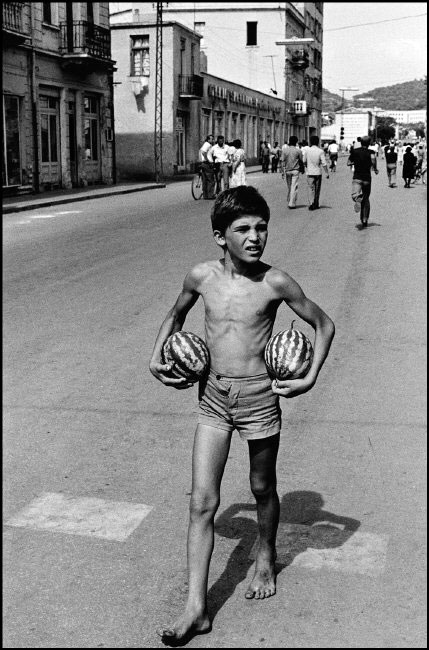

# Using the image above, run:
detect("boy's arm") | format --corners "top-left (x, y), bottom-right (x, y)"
top-left (270, 272), bottom-right (335, 398)
top-left (149, 268), bottom-right (201, 388)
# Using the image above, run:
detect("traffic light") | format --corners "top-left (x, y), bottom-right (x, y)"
top-left (340, 127), bottom-right (345, 140)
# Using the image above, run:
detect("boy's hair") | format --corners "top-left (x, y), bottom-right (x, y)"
top-left (289, 135), bottom-right (298, 146)
top-left (310, 135), bottom-right (319, 146)
top-left (361, 135), bottom-right (371, 147)
top-left (211, 186), bottom-right (270, 234)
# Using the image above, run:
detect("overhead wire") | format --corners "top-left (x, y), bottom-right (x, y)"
top-left (324, 12), bottom-right (427, 31)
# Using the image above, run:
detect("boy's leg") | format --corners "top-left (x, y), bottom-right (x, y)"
top-left (245, 434), bottom-right (280, 600)
top-left (157, 423), bottom-right (232, 641)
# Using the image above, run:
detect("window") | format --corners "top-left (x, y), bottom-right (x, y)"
top-left (130, 36), bottom-right (150, 76)
top-left (84, 96), bottom-right (99, 161)
top-left (42, 3), bottom-right (59, 26)
top-left (87, 2), bottom-right (94, 24)
top-left (43, 2), bottom-right (52, 24)
top-left (247, 22), bottom-right (257, 46)
top-left (194, 22), bottom-right (205, 48)
top-left (40, 96), bottom-right (59, 164)
top-left (191, 43), bottom-right (195, 75)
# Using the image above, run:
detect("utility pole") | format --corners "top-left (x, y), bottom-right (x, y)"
top-left (154, 2), bottom-right (164, 182)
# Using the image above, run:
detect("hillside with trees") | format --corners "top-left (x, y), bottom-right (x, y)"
top-left (323, 78), bottom-right (427, 112)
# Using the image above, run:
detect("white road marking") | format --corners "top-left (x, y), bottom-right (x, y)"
top-left (244, 518), bottom-right (388, 576)
top-left (55, 210), bottom-right (82, 214)
top-left (5, 492), bottom-right (153, 542)
top-left (288, 529), bottom-right (388, 576)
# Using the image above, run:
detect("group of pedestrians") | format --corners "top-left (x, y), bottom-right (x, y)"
top-left (199, 134), bottom-right (247, 199)
top-left (380, 140), bottom-right (427, 188)
top-left (280, 134), bottom-right (330, 211)
top-left (199, 131), bottom-right (426, 227)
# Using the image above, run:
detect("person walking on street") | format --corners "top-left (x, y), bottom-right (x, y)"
top-left (212, 136), bottom-right (231, 193)
top-left (385, 144), bottom-right (398, 188)
top-left (347, 135), bottom-right (379, 227)
top-left (230, 139), bottom-right (247, 187)
top-left (327, 140), bottom-right (339, 172)
top-left (261, 141), bottom-right (271, 173)
top-left (397, 141), bottom-right (404, 166)
top-left (271, 142), bottom-right (281, 173)
top-left (150, 186), bottom-right (335, 645)
top-left (199, 135), bottom-right (215, 199)
top-left (303, 135), bottom-right (330, 211)
top-left (281, 135), bottom-right (304, 209)
top-left (403, 146), bottom-right (417, 188)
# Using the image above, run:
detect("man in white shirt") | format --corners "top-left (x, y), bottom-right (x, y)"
top-left (303, 135), bottom-right (330, 210)
top-left (199, 135), bottom-right (215, 199)
top-left (211, 135), bottom-right (231, 192)
top-left (327, 140), bottom-right (339, 171)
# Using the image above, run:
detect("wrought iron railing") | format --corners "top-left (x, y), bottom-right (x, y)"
top-left (178, 74), bottom-right (204, 97)
top-left (2, 2), bottom-right (25, 33)
top-left (60, 20), bottom-right (111, 60)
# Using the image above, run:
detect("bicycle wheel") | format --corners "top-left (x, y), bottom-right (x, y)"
top-left (191, 173), bottom-right (204, 200)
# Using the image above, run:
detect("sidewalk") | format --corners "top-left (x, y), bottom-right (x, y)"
top-left (2, 181), bottom-right (166, 214)
top-left (2, 165), bottom-right (263, 214)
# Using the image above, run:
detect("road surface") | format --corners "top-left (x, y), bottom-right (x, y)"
top-left (3, 161), bottom-right (427, 648)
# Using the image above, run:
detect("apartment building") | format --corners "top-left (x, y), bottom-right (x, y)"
top-left (110, 3), bottom-right (324, 144)
top-left (110, 18), bottom-right (286, 179)
top-left (2, 2), bottom-right (115, 195)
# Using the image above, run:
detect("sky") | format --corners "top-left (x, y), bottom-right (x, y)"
top-left (322, 2), bottom-right (427, 95)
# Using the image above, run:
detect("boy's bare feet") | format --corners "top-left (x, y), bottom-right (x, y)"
top-left (245, 551), bottom-right (277, 600)
top-left (156, 609), bottom-right (212, 646)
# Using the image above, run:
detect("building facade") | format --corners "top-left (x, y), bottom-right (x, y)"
top-left (111, 19), bottom-right (287, 180)
top-left (321, 109), bottom-right (373, 146)
top-left (372, 109), bottom-right (427, 124)
top-left (110, 2), bottom-right (324, 145)
top-left (2, 2), bottom-right (115, 195)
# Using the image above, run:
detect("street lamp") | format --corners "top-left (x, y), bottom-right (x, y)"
top-left (276, 37), bottom-right (314, 142)
top-left (339, 87), bottom-right (358, 150)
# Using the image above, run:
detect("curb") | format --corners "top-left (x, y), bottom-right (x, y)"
top-left (2, 183), bottom-right (166, 214)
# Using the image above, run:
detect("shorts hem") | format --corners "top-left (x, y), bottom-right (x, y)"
top-left (238, 426), bottom-right (281, 441)
top-left (197, 416), bottom-right (233, 433)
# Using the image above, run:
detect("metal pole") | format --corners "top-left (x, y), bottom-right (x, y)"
top-left (154, 2), bottom-right (163, 182)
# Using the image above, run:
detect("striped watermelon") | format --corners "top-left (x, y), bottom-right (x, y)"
top-left (265, 320), bottom-right (313, 380)
top-left (162, 331), bottom-right (210, 382)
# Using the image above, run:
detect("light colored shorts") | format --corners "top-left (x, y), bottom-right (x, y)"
top-left (198, 369), bottom-right (282, 441)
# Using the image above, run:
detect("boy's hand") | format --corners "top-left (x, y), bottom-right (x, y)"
top-left (149, 362), bottom-right (194, 389)
top-left (271, 376), bottom-right (315, 398)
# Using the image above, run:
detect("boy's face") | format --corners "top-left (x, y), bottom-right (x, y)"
top-left (214, 215), bottom-right (268, 264)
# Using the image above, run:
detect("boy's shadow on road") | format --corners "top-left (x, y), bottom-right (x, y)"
top-left (208, 491), bottom-right (360, 621)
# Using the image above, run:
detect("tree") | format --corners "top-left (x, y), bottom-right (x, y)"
top-left (403, 122), bottom-right (426, 138)
top-left (370, 116), bottom-right (396, 143)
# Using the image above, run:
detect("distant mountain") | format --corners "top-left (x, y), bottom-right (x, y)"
top-left (323, 78), bottom-right (427, 113)
top-left (322, 88), bottom-right (345, 113)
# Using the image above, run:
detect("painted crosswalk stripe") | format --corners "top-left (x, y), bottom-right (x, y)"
top-left (5, 492), bottom-right (153, 542)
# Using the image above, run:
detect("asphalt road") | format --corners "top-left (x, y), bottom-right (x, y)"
top-left (3, 161), bottom-right (427, 648)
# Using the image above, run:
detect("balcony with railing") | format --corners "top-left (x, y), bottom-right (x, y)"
top-left (2, 2), bottom-right (28, 43)
top-left (60, 20), bottom-right (112, 66)
top-left (178, 74), bottom-right (204, 99)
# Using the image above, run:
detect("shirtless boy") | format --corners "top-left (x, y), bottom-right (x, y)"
top-left (150, 186), bottom-right (335, 644)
